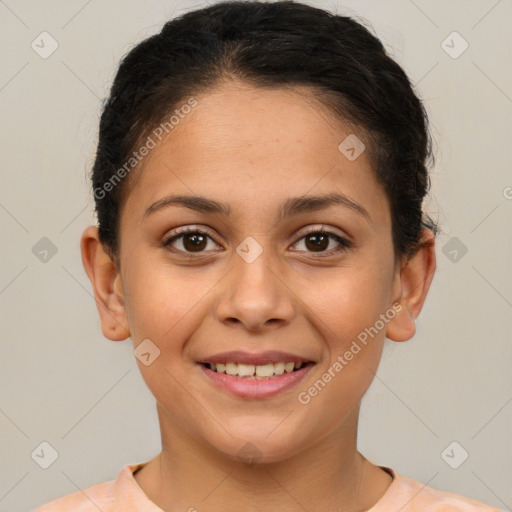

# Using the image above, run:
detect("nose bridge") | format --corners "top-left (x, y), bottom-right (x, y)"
top-left (214, 237), bottom-right (295, 330)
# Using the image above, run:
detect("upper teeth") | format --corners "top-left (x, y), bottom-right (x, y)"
top-left (208, 362), bottom-right (303, 378)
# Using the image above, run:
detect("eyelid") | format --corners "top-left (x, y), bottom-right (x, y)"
top-left (293, 224), bottom-right (350, 241)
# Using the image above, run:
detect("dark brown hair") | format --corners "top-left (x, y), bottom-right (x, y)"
top-left (91, 0), bottom-right (437, 263)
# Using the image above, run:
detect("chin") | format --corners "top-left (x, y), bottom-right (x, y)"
top-left (210, 431), bottom-right (309, 466)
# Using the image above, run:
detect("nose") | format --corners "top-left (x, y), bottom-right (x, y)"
top-left (214, 249), bottom-right (295, 332)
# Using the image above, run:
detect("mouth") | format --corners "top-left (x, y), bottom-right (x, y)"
top-left (197, 352), bottom-right (316, 398)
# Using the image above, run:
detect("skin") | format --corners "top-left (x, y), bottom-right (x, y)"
top-left (81, 81), bottom-right (435, 511)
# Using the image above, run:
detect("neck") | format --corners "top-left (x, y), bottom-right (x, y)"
top-left (134, 403), bottom-right (392, 511)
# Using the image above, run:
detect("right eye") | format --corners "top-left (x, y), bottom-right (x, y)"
top-left (162, 227), bottom-right (223, 255)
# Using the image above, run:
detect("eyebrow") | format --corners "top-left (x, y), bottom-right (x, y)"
top-left (143, 192), bottom-right (370, 221)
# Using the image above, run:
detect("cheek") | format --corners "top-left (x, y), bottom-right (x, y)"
top-left (305, 261), bottom-right (394, 344)
top-left (121, 253), bottom-right (201, 342)
top-left (296, 286), bottom-right (387, 432)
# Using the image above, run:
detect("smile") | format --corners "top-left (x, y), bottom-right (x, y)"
top-left (199, 359), bottom-right (315, 399)
top-left (204, 361), bottom-right (306, 379)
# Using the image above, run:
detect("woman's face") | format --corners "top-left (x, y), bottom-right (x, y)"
top-left (115, 82), bottom-right (401, 462)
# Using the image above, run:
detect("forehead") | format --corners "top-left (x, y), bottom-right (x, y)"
top-left (122, 81), bottom-right (389, 223)
top-left (161, 83), bottom-right (355, 168)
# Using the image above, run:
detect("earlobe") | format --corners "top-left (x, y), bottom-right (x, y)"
top-left (386, 228), bottom-right (436, 342)
top-left (386, 299), bottom-right (416, 342)
top-left (80, 226), bottom-right (130, 341)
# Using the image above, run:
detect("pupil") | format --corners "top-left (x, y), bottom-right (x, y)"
top-left (306, 233), bottom-right (328, 252)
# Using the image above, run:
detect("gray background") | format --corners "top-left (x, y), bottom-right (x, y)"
top-left (0, 0), bottom-right (511, 510)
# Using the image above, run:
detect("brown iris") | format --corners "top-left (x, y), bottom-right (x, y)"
top-left (304, 233), bottom-right (329, 252)
top-left (183, 233), bottom-right (208, 252)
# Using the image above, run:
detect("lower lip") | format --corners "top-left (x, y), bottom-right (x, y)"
top-left (199, 363), bottom-right (314, 399)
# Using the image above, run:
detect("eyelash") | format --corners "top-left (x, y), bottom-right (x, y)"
top-left (162, 226), bottom-right (352, 258)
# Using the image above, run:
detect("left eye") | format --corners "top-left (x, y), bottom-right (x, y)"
top-left (291, 230), bottom-right (351, 255)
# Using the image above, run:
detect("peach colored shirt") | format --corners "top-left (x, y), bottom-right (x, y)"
top-left (32, 462), bottom-right (504, 511)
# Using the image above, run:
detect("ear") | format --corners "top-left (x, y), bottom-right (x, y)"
top-left (386, 228), bottom-right (436, 342)
top-left (80, 226), bottom-right (130, 341)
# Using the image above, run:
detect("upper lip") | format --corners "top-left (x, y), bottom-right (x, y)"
top-left (198, 351), bottom-right (315, 366)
